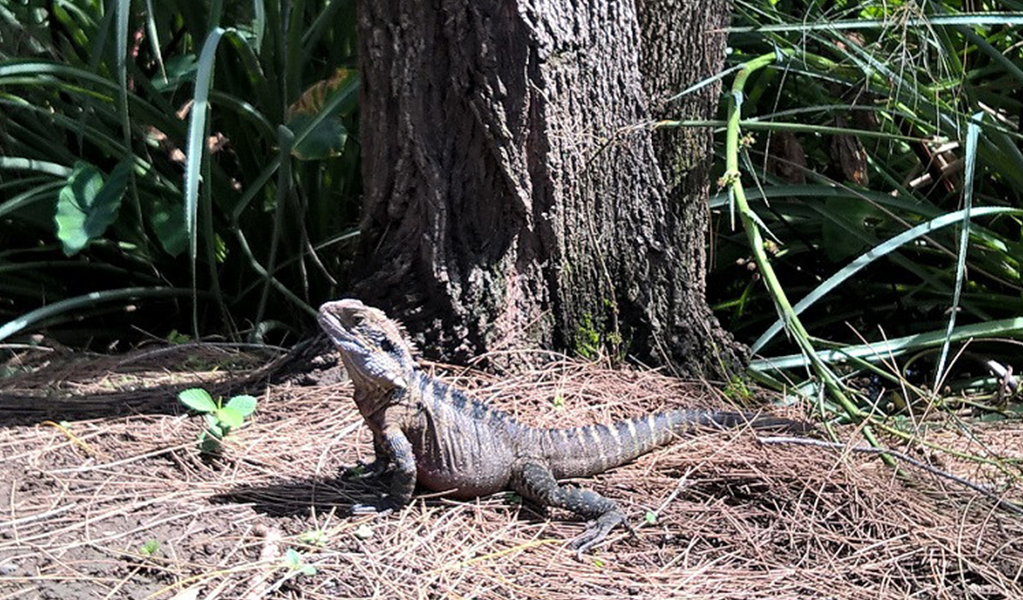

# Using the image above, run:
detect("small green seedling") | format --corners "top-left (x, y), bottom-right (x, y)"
top-left (284, 549), bottom-right (316, 576)
top-left (178, 388), bottom-right (257, 453)
top-left (166, 329), bottom-right (191, 344)
top-left (644, 511), bottom-right (658, 525)
top-left (139, 539), bottom-right (160, 557)
top-left (299, 529), bottom-right (329, 547)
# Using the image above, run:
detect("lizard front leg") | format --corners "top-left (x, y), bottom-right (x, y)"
top-left (349, 431), bottom-right (393, 478)
top-left (351, 425), bottom-right (416, 514)
top-left (510, 460), bottom-right (628, 557)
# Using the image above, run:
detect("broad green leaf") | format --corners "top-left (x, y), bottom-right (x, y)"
top-left (178, 387), bottom-right (217, 413)
top-left (54, 161), bottom-right (130, 256)
top-left (288, 114), bottom-right (348, 160)
top-left (225, 394), bottom-right (257, 417)
top-left (154, 54), bottom-right (199, 92)
top-left (217, 406), bottom-right (246, 429)
top-left (286, 68), bottom-right (356, 160)
top-left (54, 163), bottom-right (102, 254)
top-left (148, 197), bottom-right (188, 256)
top-left (283, 548), bottom-right (315, 574)
top-left (290, 70), bottom-right (362, 158)
top-left (299, 529), bottom-right (328, 546)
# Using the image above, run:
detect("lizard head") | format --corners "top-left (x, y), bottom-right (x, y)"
top-left (317, 299), bottom-right (416, 391)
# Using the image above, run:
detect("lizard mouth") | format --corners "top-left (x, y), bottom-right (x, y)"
top-left (317, 299), bottom-right (410, 389)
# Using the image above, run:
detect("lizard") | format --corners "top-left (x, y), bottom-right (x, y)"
top-left (318, 298), bottom-right (805, 555)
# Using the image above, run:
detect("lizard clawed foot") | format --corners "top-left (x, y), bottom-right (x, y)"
top-left (568, 510), bottom-right (626, 558)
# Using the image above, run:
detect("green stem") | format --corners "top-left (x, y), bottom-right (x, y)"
top-left (725, 52), bottom-right (889, 456)
top-left (659, 119), bottom-right (930, 143)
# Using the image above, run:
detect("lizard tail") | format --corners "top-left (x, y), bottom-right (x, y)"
top-left (542, 409), bottom-right (804, 479)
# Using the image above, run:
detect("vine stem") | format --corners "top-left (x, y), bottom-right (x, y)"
top-left (724, 52), bottom-right (890, 457)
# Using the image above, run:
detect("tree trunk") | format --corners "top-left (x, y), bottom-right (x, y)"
top-left (354, 0), bottom-right (744, 377)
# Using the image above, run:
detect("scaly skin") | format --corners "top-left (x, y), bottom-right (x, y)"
top-left (318, 299), bottom-right (803, 555)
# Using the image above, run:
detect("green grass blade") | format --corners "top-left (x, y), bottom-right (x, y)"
top-left (115, 0), bottom-right (129, 135)
top-left (143, 0), bottom-right (167, 82)
top-left (184, 26), bottom-right (226, 333)
top-left (285, 0), bottom-right (307, 102)
top-left (934, 113), bottom-right (983, 386)
top-left (750, 317), bottom-right (1023, 372)
top-left (256, 126), bottom-right (294, 328)
top-left (252, 0), bottom-right (266, 52)
top-left (661, 118), bottom-right (927, 143)
top-left (0, 157), bottom-right (72, 178)
top-left (751, 206), bottom-right (1023, 354)
top-left (184, 29), bottom-right (226, 244)
top-left (302, 0), bottom-right (346, 51)
top-left (0, 181), bottom-right (63, 220)
top-left (710, 184), bottom-right (939, 216)
top-left (114, 0), bottom-right (143, 235)
top-left (0, 60), bottom-right (184, 136)
top-left (0, 287), bottom-right (193, 342)
top-left (729, 13), bottom-right (1023, 33)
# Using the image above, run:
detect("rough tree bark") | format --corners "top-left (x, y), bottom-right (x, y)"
top-left (353, 0), bottom-right (744, 377)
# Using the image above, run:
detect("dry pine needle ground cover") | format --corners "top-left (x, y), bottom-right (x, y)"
top-left (1, 346), bottom-right (1022, 599)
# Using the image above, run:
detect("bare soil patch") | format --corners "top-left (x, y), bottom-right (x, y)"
top-left (1, 347), bottom-right (1021, 599)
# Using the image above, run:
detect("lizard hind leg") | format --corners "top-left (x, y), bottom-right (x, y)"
top-left (510, 460), bottom-right (629, 557)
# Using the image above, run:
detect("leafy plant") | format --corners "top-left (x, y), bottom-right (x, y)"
top-left (298, 529), bottom-right (329, 547)
top-left (177, 387), bottom-right (256, 452)
top-left (0, 0), bottom-right (361, 348)
top-left (669, 1), bottom-right (1023, 421)
top-left (283, 548), bottom-right (316, 577)
top-left (139, 539), bottom-right (160, 558)
top-left (54, 160), bottom-right (132, 256)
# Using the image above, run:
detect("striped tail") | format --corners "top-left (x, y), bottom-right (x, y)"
top-left (540, 409), bottom-right (801, 479)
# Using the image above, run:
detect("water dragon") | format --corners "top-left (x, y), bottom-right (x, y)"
top-left (318, 299), bottom-right (803, 555)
